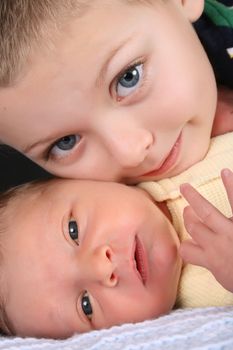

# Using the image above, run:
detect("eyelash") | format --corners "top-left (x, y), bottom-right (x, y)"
top-left (111, 58), bottom-right (147, 101)
top-left (68, 218), bottom-right (79, 246)
top-left (69, 219), bottom-right (79, 244)
top-left (80, 291), bottom-right (93, 321)
top-left (44, 136), bottom-right (80, 162)
top-left (44, 142), bottom-right (57, 162)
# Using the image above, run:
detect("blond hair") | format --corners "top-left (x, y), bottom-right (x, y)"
top-left (0, 0), bottom-right (155, 87)
top-left (0, 0), bottom-right (89, 87)
top-left (0, 179), bottom-right (55, 335)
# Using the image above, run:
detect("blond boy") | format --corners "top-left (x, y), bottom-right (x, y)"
top-left (1, 0), bottom-right (232, 185)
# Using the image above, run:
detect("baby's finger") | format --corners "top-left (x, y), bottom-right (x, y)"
top-left (179, 240), bottom-right (206, 267)
top-left (221, 169), bottom-right (233, 214)
top-left (183, 206), bottom-right (216, 247)
top-left (180, 183), bottom-right (232, 234)
top-left (183, 205), bottom-right (200, 230)
top-left (183, 205), bottom-right (201, 237)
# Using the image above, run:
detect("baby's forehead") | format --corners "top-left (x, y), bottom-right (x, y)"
top-left (1, 181), bottom-right (53, 220)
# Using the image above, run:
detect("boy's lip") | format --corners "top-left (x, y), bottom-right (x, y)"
top-left (140, 132), bottom-right (182, 178)
top-left (132, 236), bottom-right (148, 284)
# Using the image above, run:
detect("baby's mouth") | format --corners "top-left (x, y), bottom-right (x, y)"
top-left (134, 236), bottom-right (147, 284)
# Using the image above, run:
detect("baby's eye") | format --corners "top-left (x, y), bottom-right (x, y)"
top-left (49, 134), bottom-right (81, 159)
top-left (116, 63), bottom-right (144, 98)
top-left (81, 291), bottom-right (93, 320)
top-left (69, 220), bottom-right (79, 244)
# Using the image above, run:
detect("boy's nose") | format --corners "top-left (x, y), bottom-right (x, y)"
top-left (88, 245), bottom-right (118, 287)
top-left (103, 126), bottom-right (153, 168)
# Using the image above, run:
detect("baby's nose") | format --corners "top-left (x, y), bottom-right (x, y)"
top-left (88, 245), bottom-right (118, 287)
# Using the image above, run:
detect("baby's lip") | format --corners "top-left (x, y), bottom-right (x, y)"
top-left (132, 236), bottom-right (148, 285)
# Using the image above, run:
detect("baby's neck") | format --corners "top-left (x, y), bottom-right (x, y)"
top-left (156, 201), bottom-right (172, 223)
top-left (138, 187), bottom-right (173, 227)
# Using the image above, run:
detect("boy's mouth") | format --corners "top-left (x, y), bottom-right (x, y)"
top-left (134, 236), bottom-right (147, 284)
top-left (140, 132), bottom-right (182, 178)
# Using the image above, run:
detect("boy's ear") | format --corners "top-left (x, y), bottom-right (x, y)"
top-left (176, 0), bottom-right (204, 22)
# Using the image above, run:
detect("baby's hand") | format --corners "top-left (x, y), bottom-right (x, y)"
top-left (179, 168), bottom-right (233, 293)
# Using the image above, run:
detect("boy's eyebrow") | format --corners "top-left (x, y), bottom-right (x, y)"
top-left (96, 34), bottom-right (135, 86)
top-left (23, 35), bottom-right (135, 154)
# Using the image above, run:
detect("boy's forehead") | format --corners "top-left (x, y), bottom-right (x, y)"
top-left (38, 0), bottom-right (157, 53)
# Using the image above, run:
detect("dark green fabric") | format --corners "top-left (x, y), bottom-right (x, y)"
top-left (194, 0), bottom-right (233, 88)
top-left (205, 0), bottom-right (233, 27)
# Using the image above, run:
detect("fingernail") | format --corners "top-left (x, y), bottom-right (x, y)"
top-left (222, 168), bottom-right (232, 177)
top-left (180, 183), bottom-right (189, 192)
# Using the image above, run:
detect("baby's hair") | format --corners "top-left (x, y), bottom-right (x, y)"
top-left (0, 178), bottom-right (56, 242)
top-left (0, 179), bottom-right (54, 335)
top-left (0, 179), bottom-right (51, 223)
top-left (0, 0), bottom-right (154, 87)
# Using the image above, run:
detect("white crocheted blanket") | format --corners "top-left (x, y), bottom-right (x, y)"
top-left (0, 307), bottom-right (233, 350)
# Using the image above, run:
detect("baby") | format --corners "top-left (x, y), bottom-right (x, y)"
top-left (0, 132), bottom-right (232, 339)
top-left (1, 0), bottom-right (233, 185)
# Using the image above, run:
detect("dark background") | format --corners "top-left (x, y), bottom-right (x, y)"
top-left (0, 145), bottom-right (52, 192)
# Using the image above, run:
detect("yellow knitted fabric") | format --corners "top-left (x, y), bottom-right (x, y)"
top-left (139, 132), bottom-right (233, 308)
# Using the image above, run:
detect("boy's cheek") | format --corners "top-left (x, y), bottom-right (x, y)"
top-left (211, 87), bottom-right (233, 137)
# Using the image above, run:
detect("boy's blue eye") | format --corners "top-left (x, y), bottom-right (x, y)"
top-left (69, 220), bottom-right (79, 242)
top-left (48, 134), bottom-right (82, 161)
top-left (81, 291), bottom-right (93, 319)
top-left (119, 67), bottom-right (140, 87)
top-left (116, 63), bottom-right (143, 98)
top-left (55, 135), bottom-right (77, 151)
